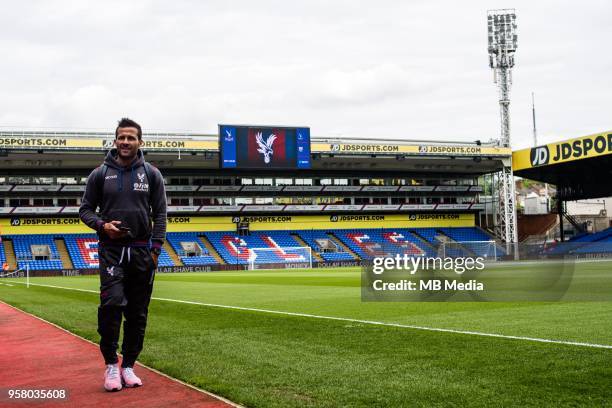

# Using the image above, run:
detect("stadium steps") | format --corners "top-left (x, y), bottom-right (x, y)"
top-left (3, 239), bottom-right (17, 270)
top-left (198, 236), bottom-right (226, 265)
top-left (54, 238), bottom-right (73, 269)
top-left (291, 234), bottom-right (323, 262)
top-left (162, 241), bottom-right (183, 266)
top-left (327, 233), bottom-right (359, 260)
top-left (411, 230), bottom-right (442, 252)
top-left (408, 231), bottom-right (437, 252)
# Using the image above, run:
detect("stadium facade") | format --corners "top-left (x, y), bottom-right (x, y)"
top-left (1, 129), bottom-right (512, 273)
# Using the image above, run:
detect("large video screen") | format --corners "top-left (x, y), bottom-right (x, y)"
top-left (219, 125), bottom-right (311, 169)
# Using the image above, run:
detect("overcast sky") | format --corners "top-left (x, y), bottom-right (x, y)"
top-left (1, 0), bottom-right (610, 149)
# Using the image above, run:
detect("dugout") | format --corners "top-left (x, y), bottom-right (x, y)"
top-left (513, 130), bottom-right (612, 240)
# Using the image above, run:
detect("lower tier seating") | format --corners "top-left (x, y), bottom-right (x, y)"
top-left (3, 227), bottom-right (498, 270)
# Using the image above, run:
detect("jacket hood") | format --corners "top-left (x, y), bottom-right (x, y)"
top-left (104, 148), bottom-right (145, 170)
top-left (103, 148), bottom-right (146, 194)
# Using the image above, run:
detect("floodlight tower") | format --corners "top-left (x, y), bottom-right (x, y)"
top-left (487, 9), bottom-right (518, 246)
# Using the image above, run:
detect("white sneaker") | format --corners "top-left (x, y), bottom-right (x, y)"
top-left (121, 367), bottom-right (143, 388)
top-left (104, 364), bottom-right (122, 392)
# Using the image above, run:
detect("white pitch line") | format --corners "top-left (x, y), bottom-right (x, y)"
top-left (4, 280), bottom-right (612, 350)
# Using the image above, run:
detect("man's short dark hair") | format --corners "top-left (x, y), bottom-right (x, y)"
top-left (115, 118), bottom-right (142, 140)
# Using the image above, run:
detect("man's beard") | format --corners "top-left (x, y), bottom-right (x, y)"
top-left (117, 149), bottom-right (137, 161)
top-left (117, 149), bottom-right (138, 159)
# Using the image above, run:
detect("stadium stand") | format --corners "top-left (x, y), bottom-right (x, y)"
top-left (383, 230), bottom-right (436, 257)
top-left (156, 248), bottom-right (175, 267)
top-left (64, 234), bottom-right (99, 269)
top-left (297, 231), bottom-right (355, 261)
top-left (0, 240), bottom-right (6, 266)
top-left (4, 127), bottom-right (612, 270)
top-left (573, 237), bottom-right (612, 254)
top-left (569, 227), bottom-right (612, 243)
top-left (46, 233), bottom-right (176, 269)
top-left (565, 227), bottom-right (612, 254)
top-left (205, 231), bottom-right (309, 265)
top-left (11, 235), bottom-right (63, 270)
top-left (542, 227), bottom-right (612, 256)
top-left (167, 232), bottom-right (217, 266)
top-left (1, 132), bottom-right (507, 269)
top-left (334, 229), bottom-right (428, 259)
top-left (412, 228), bottom-right (441, 246)
top-left (0, 227), bottom-right (499, 270)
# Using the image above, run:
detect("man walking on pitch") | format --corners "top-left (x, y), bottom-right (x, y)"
top-left (80, 118), bottom-right (167, 392)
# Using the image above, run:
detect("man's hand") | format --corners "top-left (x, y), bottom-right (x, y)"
top-left (103, 221), bottom-right (129, 240)
top-left (151, 251), bottom-right (159, 267)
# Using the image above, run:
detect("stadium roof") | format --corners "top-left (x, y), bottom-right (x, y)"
top-left (0, 130), bottom-right (510, 176)
top-left (513, 130), bottom-right (612, 200)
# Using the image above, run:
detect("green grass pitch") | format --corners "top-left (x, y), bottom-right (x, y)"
top-left (1, 264), bottom-right (611, 407)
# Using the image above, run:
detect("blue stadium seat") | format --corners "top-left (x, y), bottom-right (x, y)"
top-left (64, 234), bottom-right (99, 269)
top-left (9, 234), bottom-right (63, 270)
top-left (166, 232), bottom-right (216, 266)
top-left (204, 231), bottom-right (307, 265)
top-left (570, 227), bottom-right (612, 243)
top-left (3, 227), bottom-right (503, 270)
top-left (0, 241), bottom-right (6, 266)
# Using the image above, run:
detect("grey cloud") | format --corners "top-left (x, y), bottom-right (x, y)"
top-left (0, 0), bottom-right (610, 147)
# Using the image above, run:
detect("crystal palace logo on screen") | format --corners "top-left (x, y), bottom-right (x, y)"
top-left (255, 132), bottom-right (277, 164)
top-left (220, 124), bottom-right (311, 169)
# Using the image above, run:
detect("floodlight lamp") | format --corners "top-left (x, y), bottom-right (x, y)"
top-left (487, 9), bottom-right (517, 58)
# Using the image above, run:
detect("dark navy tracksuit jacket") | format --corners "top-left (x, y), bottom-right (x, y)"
top-left (79, 148), bottom-right (167, 366)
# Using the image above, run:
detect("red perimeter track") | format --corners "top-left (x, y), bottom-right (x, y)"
top-left (0, 301), bottom-right (237, 408)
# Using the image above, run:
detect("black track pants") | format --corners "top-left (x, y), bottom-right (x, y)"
top-left (97, 245), bottom-right (156, 367)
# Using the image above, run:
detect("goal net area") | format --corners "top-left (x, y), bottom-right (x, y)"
top-left (437, 240), bottom-right (499, 261)
top-left (247, 246), bottom-right (313, 270)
